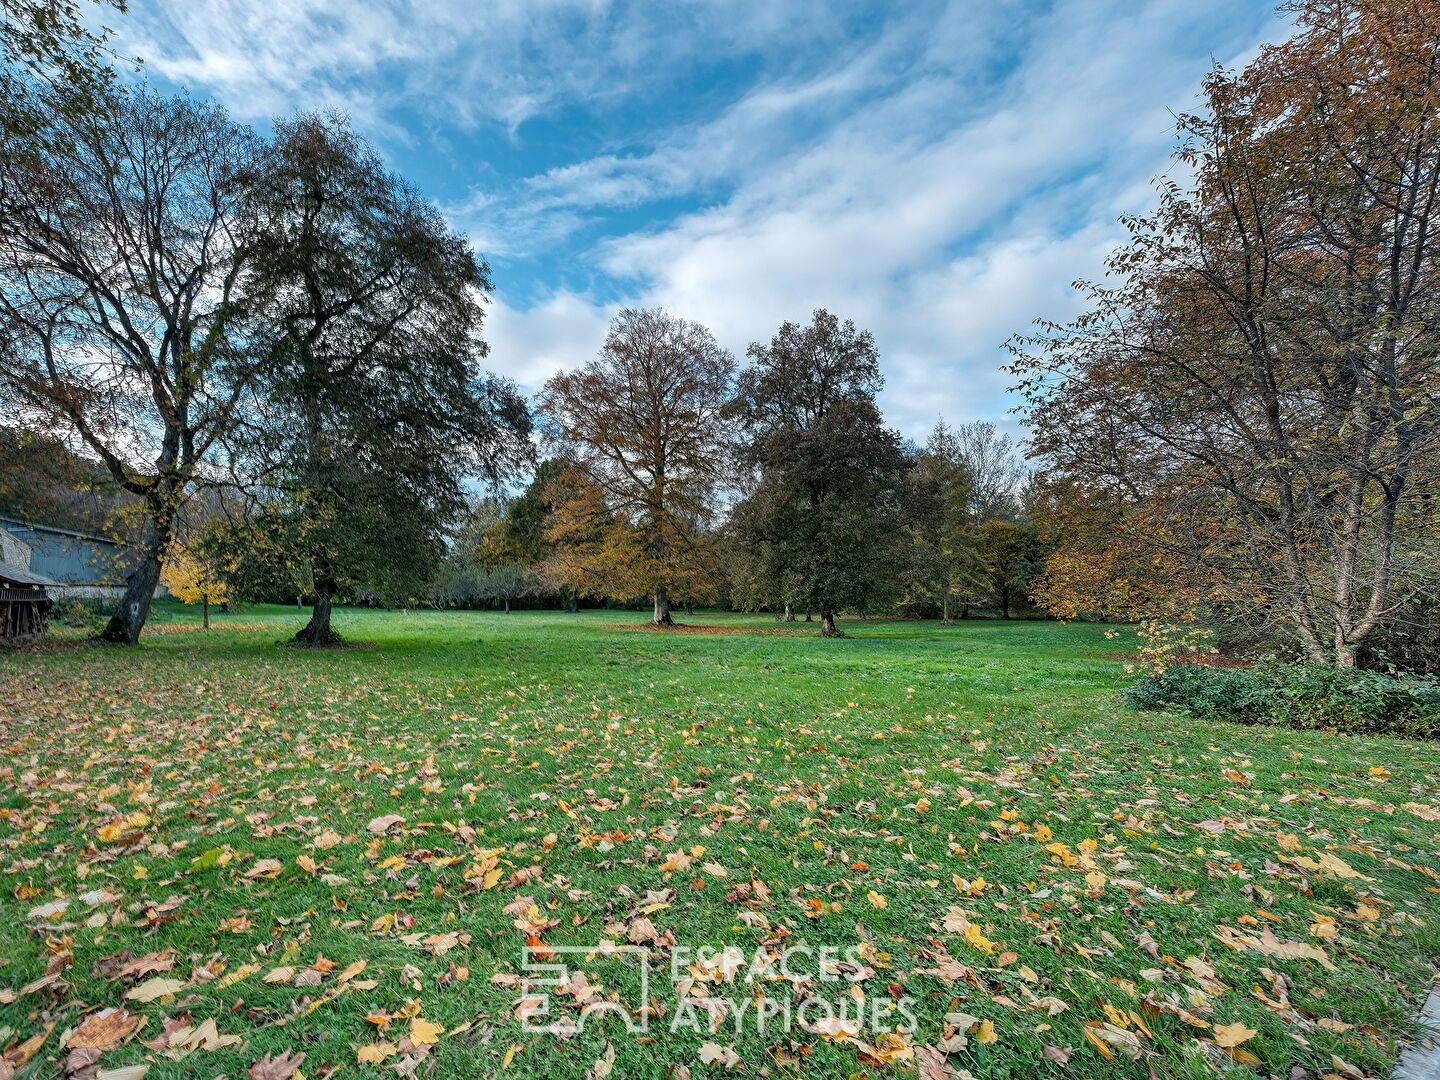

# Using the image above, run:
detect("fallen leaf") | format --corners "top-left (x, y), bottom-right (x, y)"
top-left (125, 977), bottom-right (186, 1003)
top-left (367, 814), bottom-right (405, 835)
top-left (66, 1008), bottom-right (141, 1050)
top-left (1213, 1021), bottom-right (1257, 1049)
top-left (246, 1050), bottom-right (306, 1080)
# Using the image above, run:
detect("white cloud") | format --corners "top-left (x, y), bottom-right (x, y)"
top-left (124, 0), bottom-right (1289, 441)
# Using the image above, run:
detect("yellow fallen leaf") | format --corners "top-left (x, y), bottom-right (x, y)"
top-left (125, 977), bottom-right (185, 1002)
top-left (964, 923), bottom-right (995, 955)
top-left (866, 890), bottom-right (888, 910)
top-left (215, 963), bottom-right (259, 989)
top-left (410, 1017), bottom-right (444, 1045)
top-left (1213, 1021), bottom-right (1257, 1049)
top-left (357, 1042), bottom-right (396, 1064)
top-left (337, 960), bottom-right (367, 985)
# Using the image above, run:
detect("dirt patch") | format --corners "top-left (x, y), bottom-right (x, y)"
top-left (623, 621), bottom-right (814, 636)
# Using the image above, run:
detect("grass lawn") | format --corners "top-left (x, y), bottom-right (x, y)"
top-left (1, 606), bottom-right (1438, 1080)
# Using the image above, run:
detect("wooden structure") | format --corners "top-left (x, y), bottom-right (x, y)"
top-left (0, 563), bottom-right (57, 641)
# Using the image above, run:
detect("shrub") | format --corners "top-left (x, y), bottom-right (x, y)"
top-left (56, 596), bottom-right (114, 629)
top-left (1124, 663), bottom-right (1440, 740)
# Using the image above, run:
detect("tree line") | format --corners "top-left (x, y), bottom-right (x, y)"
top-left (4, 0), bottom-right (1437, 668)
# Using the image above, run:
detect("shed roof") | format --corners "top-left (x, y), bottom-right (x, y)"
top-left (0, 561), bottom-right (60, 588)
top-left (0, 516), bottom-right (121, 547)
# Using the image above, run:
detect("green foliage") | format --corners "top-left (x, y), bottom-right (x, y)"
top-left (727, 310), bottom-right (914, 633)
top-left (1126, 663), bottom-right (1440, 740)
top-left (55, 595), bottom-right (109, 629)
top-left (235, 113), bottom-right (532, 643)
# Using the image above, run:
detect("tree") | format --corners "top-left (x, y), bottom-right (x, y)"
top-left (0, 89), bottom-right (257, 644)
top-left (0, 426), bottom-right (136, 535)
top-left (950, 421), bottom-right (1026, 524)
top-left (727, 309), bottom-right (912, 637)
top-left (1010, 0), bottom-right (1440, 666)
top-left (538, 308), bottom-right (735, 625)
top-left (160, 539), bottom-right (229, 629)
top-left (973, 519), bottom-right (1045, 619)
top-left (235, 113), bottom-right (531, 644)
top-left (909, 421), bottom-right (985, 622)
top-left (529, 462), bottom-right (620, 609)
top-left (1, 0), bottom-right (130, 139)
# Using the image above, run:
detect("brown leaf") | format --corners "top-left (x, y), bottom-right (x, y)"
top-left (366, 814), bottom-right (405, 835)
top-left (66, 1009), bottom-right (140, 1051)
top-left (246, 1050), bottom-right (305, 1080)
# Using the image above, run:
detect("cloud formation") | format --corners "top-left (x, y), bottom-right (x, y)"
top-left (123, 0), bottom-right (1285, 439)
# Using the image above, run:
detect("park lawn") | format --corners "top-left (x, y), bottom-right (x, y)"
top-left (0, 609), bottom-right (1438, 1080)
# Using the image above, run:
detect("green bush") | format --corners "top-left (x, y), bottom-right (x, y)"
top-left (1125, 663), bottom-right (1440, 740)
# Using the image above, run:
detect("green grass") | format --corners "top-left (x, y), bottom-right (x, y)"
top-left (2, 605), bottom-right (1438, 1079)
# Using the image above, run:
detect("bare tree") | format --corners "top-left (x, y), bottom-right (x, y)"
top-left (0, 88), bottom-right (256, 643)
top-left (949, 420), bottom-right (1026, 524)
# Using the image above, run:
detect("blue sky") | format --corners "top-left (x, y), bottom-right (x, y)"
top-left (118, 0), bottom-right (1284, 441)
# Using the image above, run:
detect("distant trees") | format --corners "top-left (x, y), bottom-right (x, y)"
top-left (539, 309), bottom-right (734, 625)
top-left (230, 114), bottom-right (531, 644)
top-left (726, 310), bottom-right (912, 636)
top-left (1011, 0), bottom-right (1440, 666)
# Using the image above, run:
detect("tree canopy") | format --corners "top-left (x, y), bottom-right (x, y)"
top-left (726, 309), bottom-right (913, 636)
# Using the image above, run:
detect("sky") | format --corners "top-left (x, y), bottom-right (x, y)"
top-left (116, 0), bottom-right (1286, 443)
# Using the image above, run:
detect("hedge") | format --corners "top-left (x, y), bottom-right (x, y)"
top-left (1124, 663), bottom-right (1440, 740)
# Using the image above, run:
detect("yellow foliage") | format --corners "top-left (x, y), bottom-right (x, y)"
top-left (161, 545), bottom-right (229, 607)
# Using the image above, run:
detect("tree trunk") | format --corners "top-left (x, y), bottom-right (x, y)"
top-left (819, 610), bottom-right (842, 638)
top-left (685, 600), bottom-right (694, 615)
top-left (568, 589), bottom-right (578, 614)
top-left (295, 575), bottom-right (340, 645)
top-left (783, 604), bottom-right (795, 622)
top-left (959, 602), bottom-right (969, 620)
top-left (652, 587), bottom-right (672, 626)
top-left (504, 597), bottom-right (511, 614)
top-left (1001, 593), bottom-right (1010, 619)
top-left (296, 595), bottom-right (303, 609)
top-left (100, 547), bottom-right (164, 645)
top-left (805, 609), bottom-right (812, 622)
top-left (202, 593), bottom-right (210, 630)
top-left (941, 589), bottom-right (952, 625)
top-left (101, 508), bottom-right (172, 644)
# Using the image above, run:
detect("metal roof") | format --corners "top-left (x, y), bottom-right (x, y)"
top-left (0, 516), bottom-right (122, 547)
top-left (0, 561), bottom-right (61, 588)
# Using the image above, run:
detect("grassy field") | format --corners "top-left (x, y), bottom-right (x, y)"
top-left (1, 606), bottom-right (1438, 1080)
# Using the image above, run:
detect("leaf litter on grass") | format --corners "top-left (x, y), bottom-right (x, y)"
top-left (0, 608), bottom-right (1437, 1078)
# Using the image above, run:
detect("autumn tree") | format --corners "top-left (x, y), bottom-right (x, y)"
top-left (726, 310), bottom-right (912, 637)
top-left (1011, 0), bottom-right (1440, 666)
top-left (160, 539), bottom-right (229, 629)
top-left (0, 89), bottom-right (257, 644)
top-left (233, 114), bottom-right (531, 644)
top-left (538, 308), bottom-right (734, 625)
